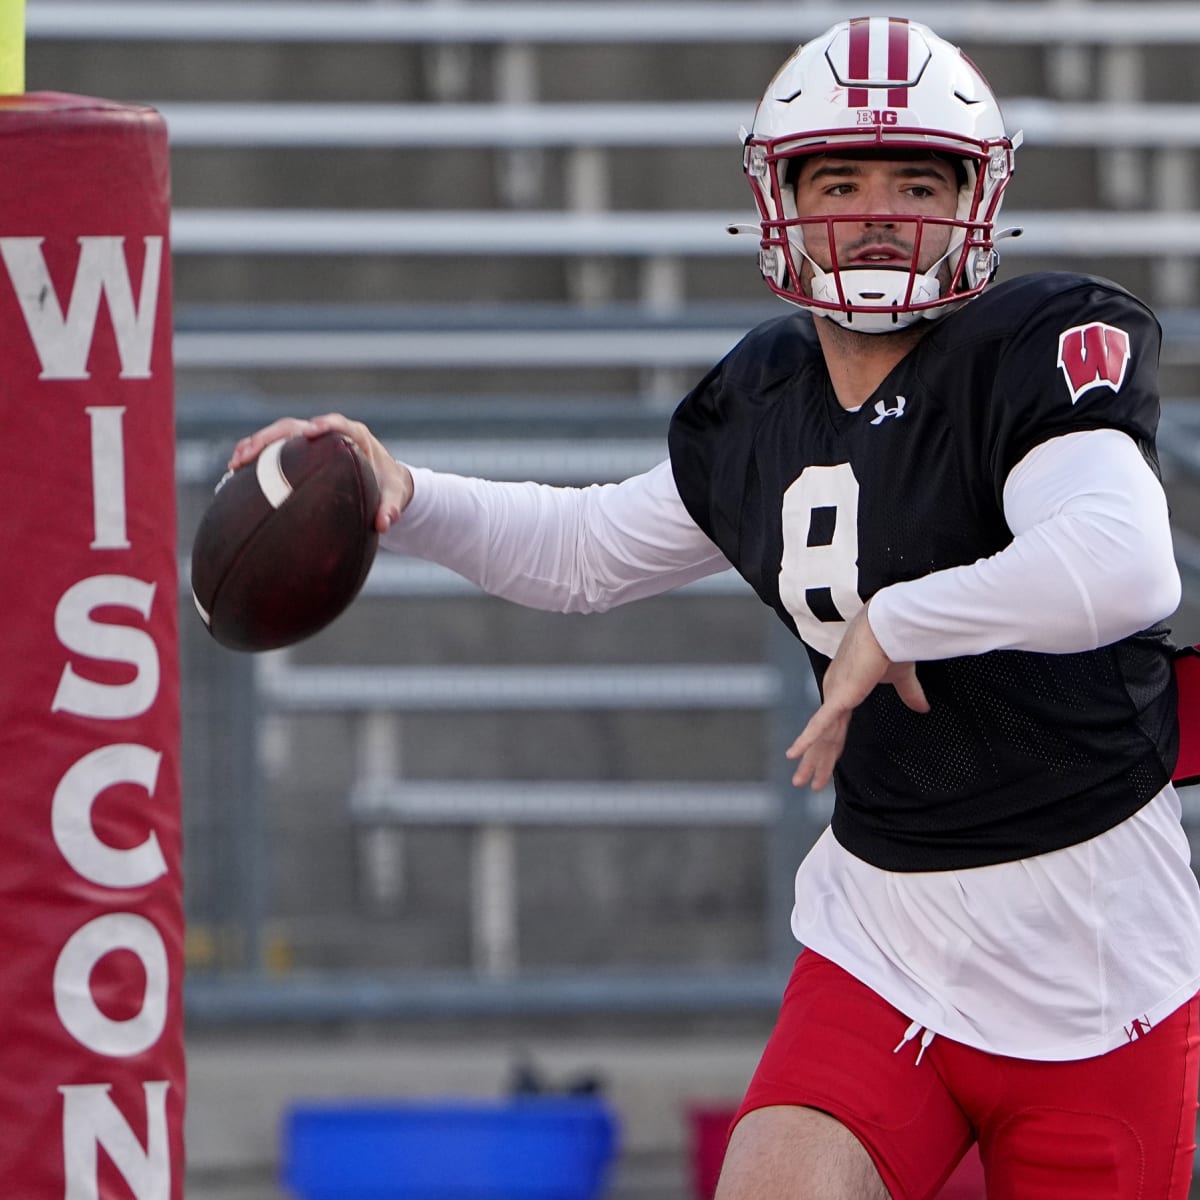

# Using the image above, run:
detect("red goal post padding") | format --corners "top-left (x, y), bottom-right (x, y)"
top-left (1174, 646), bottom-right (1200, 788)
top-left (0, 93), bottom-right (183, 1199)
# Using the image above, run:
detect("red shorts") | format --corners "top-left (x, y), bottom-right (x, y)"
top-left (735, 950), bottom-right (1200, 1200)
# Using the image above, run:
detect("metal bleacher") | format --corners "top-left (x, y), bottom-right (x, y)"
top-left (27, 1), bottom-right (1200, 1021)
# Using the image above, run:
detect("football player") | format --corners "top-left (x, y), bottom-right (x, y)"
top-left (231, 18), bottom-right (1200, 1200)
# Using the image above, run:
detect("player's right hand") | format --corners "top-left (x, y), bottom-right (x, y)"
top-left (228, 413), bottom-right (415, 534)
top-left (786, 605), bottom-right (929, 791)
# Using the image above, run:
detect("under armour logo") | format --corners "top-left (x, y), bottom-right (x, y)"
top-left (1124, 1015), bottom-right (1153, 1042)
top-left (870, 395), bottom-right (907, 425)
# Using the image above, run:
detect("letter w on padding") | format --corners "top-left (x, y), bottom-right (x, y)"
top-left (1, 236), bottom-right (163, 380)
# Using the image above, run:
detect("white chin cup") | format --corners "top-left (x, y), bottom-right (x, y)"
top-left (810, 267), bottom-right (944, 333)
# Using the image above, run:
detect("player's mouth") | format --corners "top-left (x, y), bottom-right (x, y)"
top-left (849, 244), bottom-right (910, 265)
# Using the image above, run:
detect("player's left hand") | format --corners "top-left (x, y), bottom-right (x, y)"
top-left (785, 605), bottom-right (930, 791)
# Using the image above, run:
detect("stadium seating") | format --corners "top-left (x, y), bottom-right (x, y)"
top-left (29, 0), bottom-right (1200, 1001)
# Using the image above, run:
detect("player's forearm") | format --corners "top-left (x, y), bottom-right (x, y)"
top-left (868, 429), bottom-right (1180, 661)
top-left (869, 515), bottom-right (1178, 660)
top-left (380, 462), bottom-right (728, 612)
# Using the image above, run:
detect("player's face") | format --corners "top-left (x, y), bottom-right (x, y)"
top-left (790, 154), bottom-right (960, 289)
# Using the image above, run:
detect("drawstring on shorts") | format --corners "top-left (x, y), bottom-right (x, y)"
top-left (893, 1019), bottom-right (936, 1066)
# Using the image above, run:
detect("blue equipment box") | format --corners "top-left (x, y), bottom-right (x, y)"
top-left (282, 1097), bottom-right (619, 1200)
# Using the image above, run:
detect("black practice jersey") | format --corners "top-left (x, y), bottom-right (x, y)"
top-left (669, 273), bottom-right (1178, 871)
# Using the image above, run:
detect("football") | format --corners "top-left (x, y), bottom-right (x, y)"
top-left (191, 432), bottom-right (380, 652)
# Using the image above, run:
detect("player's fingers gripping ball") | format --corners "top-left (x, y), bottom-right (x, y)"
top-left (191, 432), bottom-right (380, 651)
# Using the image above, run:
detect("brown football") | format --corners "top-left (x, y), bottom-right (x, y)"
top-left (191, 432), bottom-right (380, 652)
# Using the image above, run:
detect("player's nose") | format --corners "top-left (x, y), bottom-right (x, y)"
top-left (858, 180), bottom-right (898, 225)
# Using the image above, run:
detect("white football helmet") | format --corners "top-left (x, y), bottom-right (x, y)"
top-left (743, 17), bottom-right (1021, 332)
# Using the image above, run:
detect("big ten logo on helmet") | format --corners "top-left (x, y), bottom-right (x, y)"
top-left (1057, 322), bottom-right (1131, 405)
top-left (857, 109), bottom-right (900, 126)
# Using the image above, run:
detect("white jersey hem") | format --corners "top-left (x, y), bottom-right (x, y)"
top-left (790, 788), bottom-right (1200, 1062)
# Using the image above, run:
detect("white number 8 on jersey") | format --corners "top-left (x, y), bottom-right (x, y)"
top-left (778, 463), bottom-right (864, 658)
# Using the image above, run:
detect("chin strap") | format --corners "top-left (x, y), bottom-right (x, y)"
top-left (810, 265), bottom-right (944, 332)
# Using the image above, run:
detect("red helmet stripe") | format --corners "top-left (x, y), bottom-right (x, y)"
top-left (846, 17), bottom-right (870, 107)
top-left (887, 18), bottom-right (910, 108)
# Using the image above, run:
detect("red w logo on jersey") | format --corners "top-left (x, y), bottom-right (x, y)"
top-left (1057, 322), bottom-right (1131, 404)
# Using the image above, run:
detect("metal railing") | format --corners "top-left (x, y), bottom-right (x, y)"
top-left (159, 100), bottom-right (758, 148)
top-left (172, 301), bottom-right (1200, 373)
top-left (164, 209), bottom-right (1200, 257)
top-left (178, 417), bottom-right (817, 1008)
top-left (148, 99), bottom-right (1200, 149)
top-left (27, 2), bottom-right (1200, 45)
top-left (113, 0), bottom-right (1200, 1018)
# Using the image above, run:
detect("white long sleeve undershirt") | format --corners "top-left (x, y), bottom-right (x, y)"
top-left (381, 428), bottom-right (1180, 658)
top-left (382, 459), bottom-right (730, 613)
